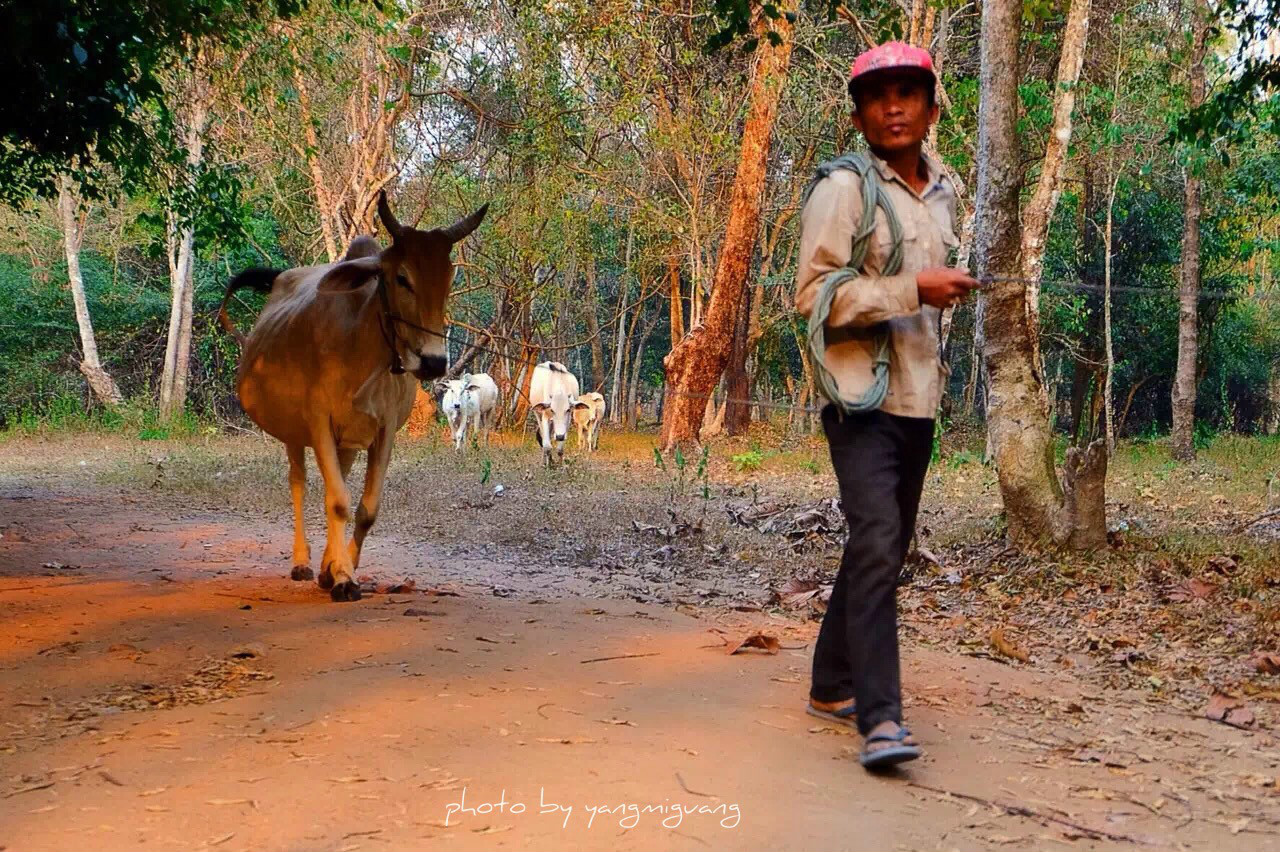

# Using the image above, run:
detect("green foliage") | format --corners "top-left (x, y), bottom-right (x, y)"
top-left (1171, 0), bottom-right (1280, 151)
top-left (948, 450), bottom-right (983, 470)
top-left (0, 0), bottom-right (311, 205)
top-left (654, 444), bottom-right (712, 500)
top-left (731, 449), bottom-right (765, 472)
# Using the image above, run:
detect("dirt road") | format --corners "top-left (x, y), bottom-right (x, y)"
top-left (2, 482), bottom-right (1277, 852)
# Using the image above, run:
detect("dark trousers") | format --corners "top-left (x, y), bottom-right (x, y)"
top-left (810, 405), bottom-right (935, 735)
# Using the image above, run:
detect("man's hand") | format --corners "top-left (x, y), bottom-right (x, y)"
top-left (916, 267), bottom-right (980, 309)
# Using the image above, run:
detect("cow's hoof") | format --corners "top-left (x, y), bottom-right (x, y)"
top-left (330, 580), bottom-right (362, 602)
top-left (291, 565), bottom-right (314, 581)
top-left (317, 566), bottom-right (335, 590)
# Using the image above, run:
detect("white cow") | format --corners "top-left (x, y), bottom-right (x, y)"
top-left (572, 391), bottom-right (606, 452)
top-left (438, 378), bottom-right (465, 442)
top-left (528, 361), bottom-right (580, 465)
top-left (438, 373), bottom-right (499, 450)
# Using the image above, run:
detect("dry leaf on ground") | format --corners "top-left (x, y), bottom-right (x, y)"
top-left (989, 628), bottom-right (1030, 663)
top-left (1204, 692), bottom-right (1255, 727)
top-left (1250, 651), bottom-right (1280, 675)
top-left (729, 633), bottom-right (781, 656)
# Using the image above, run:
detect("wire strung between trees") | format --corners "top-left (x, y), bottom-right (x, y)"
top-left (428, 272), bottom-right (1280, 418)
top-left (221, 270), bottom-right (1280, 420)
top-left (982, 274), bottom-right (1280, 302)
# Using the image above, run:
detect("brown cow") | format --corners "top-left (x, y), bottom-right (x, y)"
top-left (219, 192), bottom-right (487, 601)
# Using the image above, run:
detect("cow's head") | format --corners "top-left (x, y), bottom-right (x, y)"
top-left (321, 193), bottom-right (487, 381)
top-left (572, 399), bottom-right (594, 429)
top-left (533, 392), bottom-right (576, 456)
top-left (379, 194), bottom-right (487, 380)
top-left (437, 379), bottom-right (464, 415)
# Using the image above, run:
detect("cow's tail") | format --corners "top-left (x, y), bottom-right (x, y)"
top-left (218, 267), bottom-right (283, 344)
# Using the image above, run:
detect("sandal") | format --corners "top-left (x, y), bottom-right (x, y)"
top-left (859, 725), bottom-right (920, 770)
top-left (805, 700), bottom-right (857, 729)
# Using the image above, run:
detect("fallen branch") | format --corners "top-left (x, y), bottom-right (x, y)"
top-left (906, 781), bottom-right (1146, 844)
top-left (675, 772), bottom-right (717, 799)
top-left (1237, 509), bottom-right (1280, 532)
top-left (579, 652), bottom-right (661, 664)
top-left (3, 780), bottom-right (55, 798)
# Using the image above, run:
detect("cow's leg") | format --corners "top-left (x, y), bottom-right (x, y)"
top-left (287, 443), bottom-right (312, 580)
top-left (348, 429), bottom-right (393, 574)
top-left (311, 429), bottom-right (360, 602)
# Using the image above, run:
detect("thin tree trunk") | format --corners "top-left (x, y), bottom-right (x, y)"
top-left (627, 315), bottom-right (660, 430)
top-left (58, 176), bottom-right (122, 406)
top-left (1117, 374), bottom-right (1153, 437)
top-left (661, 3), bottom-right (794, 450)
top-left (584, 259), bottom-right (605, 392)
top-left (964, 296), bottom-right (983, 416)
top-left (1103, 175), bottom-right (1118, 454)
top-left (668, 244), bottom-right (684, 346)
top-left (159, 52), bottom-right (210, 420)
top-left (172, 230), bottom-right (198, 413)
top-left (976, 0), bottom-right (1104, 549)
top-left (618, 286), bottom-right (646, 420)
top-left (611, 222), bottom-right (634, 423)
top-left (611, 301), bottom-right (628, 424)
top-left (293, 49), bottom-right (339, 263)
top-left (725, 278), bottom-right (754, 436)
top-left (159, 212), bottom-right (182, 413)
top-left (1172, 0), bottom-right (1209, 461)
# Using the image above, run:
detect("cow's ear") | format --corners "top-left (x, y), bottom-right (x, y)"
top-left (573, 401), bottom-right (591, 411)
top-left (316, 256), bottom-right (381, 292)
top-left (532, 402), bottom-right (550, 414)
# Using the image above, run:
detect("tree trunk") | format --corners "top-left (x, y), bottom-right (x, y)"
top-left (611, 300), bottom-right (628, 425)
top-left (293, 49), bottom-right (339, 263)
top-left (976, 0), bottom-right (1104, 549)
top-left (58, 176), bottom-right (122, 407)
top-left (668, 244), bottom-right (684, 346)
top-left (584, 259), bottom-right (605, 392)
top-left (724, 274), bottom-right (754, 436)
top-left (1018, 0), bottom-right (1091, 337)
top-left (1117, 375), bottom-right (1153, 438)
top-left (1103, 175), bottom-right (1118, 453)
top-left (660, 4), bottom-right (794, 450)
top-left (627, 315), bottom-right (660, 430)
top-left (172, 231), bottom-right (198, 412)
top-left (159, 53), bottom-right (210, 421)
top-left (1172, 0), bottom-right (1209, 461)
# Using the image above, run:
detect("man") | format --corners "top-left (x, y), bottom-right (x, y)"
top-left (795, 42), bottom-right (978, 770)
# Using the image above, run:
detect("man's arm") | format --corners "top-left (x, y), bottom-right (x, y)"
top-left (794, 172), bottom-right (920, 329)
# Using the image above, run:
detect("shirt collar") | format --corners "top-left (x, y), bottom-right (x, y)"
top-left (867, 149), bottom-right (946, 199)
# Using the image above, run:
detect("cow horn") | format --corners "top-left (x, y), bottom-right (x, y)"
top-left (377, 190), bottom-right (404, 239)
top-left (441, 203), bottom-right (489, 244)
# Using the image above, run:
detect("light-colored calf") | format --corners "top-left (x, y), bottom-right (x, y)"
top-left (572, 392), bottom-right (606, 452)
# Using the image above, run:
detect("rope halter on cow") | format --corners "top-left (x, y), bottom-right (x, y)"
top-left (374, 271), bottom-right (445, 376)
top-left (800, 152), bottom-right (905, 415)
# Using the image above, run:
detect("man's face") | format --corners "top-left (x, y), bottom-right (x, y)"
top-left (851, 70), bottom-right (938, 154)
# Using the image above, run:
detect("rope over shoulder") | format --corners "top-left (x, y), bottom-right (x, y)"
top-left (801, 152), bottom-right (904, 414)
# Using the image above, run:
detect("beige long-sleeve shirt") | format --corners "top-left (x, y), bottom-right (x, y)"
top-left (795, 151), bottom-right (959, 419)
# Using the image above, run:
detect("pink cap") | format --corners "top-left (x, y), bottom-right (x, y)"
top-left (849, 41), bottom-right (935, 83)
